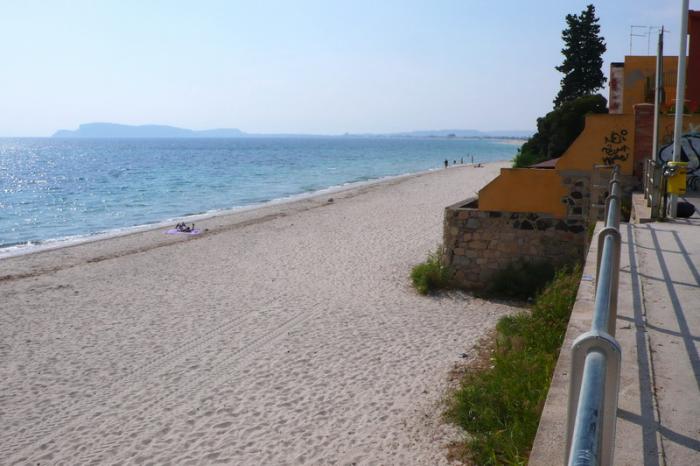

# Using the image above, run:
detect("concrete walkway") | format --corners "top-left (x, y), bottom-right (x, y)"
top-left (530, 218), bottom-right (700, 465)
top-left (629, 219), bottom-right (700, 464)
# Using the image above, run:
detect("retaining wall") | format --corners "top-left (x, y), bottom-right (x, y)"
top-left (442, 198), bottom-right (587, 290)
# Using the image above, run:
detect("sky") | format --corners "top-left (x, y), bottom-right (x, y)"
top-left (0, 0), bottom-right (698, 136)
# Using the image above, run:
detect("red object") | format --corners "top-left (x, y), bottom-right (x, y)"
top-left (687, 11), bottom-right (700, 111)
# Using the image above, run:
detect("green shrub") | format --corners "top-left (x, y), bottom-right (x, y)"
top-left (487, 260), bottom-right (555, 300)
top-left (446, 266), bottom-right (581, 465)
top-left (514, 94), bottom-right (608, 168)
top-left (411, 248), bottom-right (453, 295)
top-left (512, 149), bottom-right (544, 168)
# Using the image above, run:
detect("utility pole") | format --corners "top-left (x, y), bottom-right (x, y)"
top-left (652, 26), bottom-right (664, 163)
top-left (670, 0), bottom-right (690, 218)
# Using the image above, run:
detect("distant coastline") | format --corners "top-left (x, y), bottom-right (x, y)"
top-left (495, 138), bottom-right (527, 146)
top-left (51, 122), bottom-right (533, 139)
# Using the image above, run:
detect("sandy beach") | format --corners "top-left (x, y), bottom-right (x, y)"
top-left (0, 163), bottom-right (519, 465)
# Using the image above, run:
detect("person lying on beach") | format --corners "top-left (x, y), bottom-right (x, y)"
top-left (175, 222), bottom-right (195, 233)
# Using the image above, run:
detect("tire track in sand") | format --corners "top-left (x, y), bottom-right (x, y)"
top-left (11, 298), bottom-right (326, 465)
top-left (3, 296), bottom-right (278, 461)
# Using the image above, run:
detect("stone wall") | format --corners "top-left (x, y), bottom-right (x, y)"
top-left (442, 198), bottom-right (586, 290)
top-left (560, 172), bottom-right (591, 219)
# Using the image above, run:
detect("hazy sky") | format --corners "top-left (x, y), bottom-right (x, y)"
top-left (1, 0), bottom-right (698, 136)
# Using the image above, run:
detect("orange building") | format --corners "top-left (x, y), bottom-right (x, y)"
top-left (443, 10), bottom-right (700, 290)
top-left (475, 9), bottom-right (700, 220)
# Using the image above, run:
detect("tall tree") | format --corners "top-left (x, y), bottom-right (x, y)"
top-left (554, 4), bottom-right (607, 107)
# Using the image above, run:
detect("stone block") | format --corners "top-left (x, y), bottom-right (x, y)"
top-left (469, 240), bottom-right (488, 250)
top-left (453, 255), bottom-right (470, 266)
top-left (466, 218), bottom-right (480, 229)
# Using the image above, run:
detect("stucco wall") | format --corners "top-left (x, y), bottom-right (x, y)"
top-left (656, 114), bottom-right (700, 147)
top-left (556, 113), bottom-right (636, 175)
top-left (478, 168), bottom-right (569, 217)
top-left (623, 56), bottom-right (678, 114)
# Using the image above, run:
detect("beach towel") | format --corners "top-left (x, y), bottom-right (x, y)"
top-left (165, 229), bottom-right (202, 236)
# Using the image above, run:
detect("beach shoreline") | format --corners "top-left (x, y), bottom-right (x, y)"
top-left (1, 162), bottom-right (519, 464)
top-left (0, 162), bottom-right (500, 261)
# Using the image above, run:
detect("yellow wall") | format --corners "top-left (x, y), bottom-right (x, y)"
top-left (479, 168), bottom-right (568, 217)
top-left (657, 114), bottom-right (700, 147)
top-left (556, 113), bottom-right (636, 175)
top-left (475, 56), bottom-right (700, 218)
top-left (623, 56), bottom-right (678, 114)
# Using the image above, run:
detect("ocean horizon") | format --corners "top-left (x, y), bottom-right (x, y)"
top-left (0, 137), bottom-right (519, 256)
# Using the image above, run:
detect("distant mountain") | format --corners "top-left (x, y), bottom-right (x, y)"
top-left (53, 123), bottom-right (245, 138)
top-left (52, 123), bottom-right (532, 139)
top-left (480, 130), bottom-right (533, 138)
top-left (392, 129), bottom-right (484, 138)
top-left (345, 129), bottom-right (533, 139)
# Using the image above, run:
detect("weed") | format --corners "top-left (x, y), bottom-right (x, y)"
top-left (586, 221), bottom-right (596, 242)
top-left (445, 266), bottom-right (582, 465)
top-left (620, 196), bottom-right (632, 222)
top-left (486, 260), bottom-right (555, 301)
top-left (411, 247), bottom-right (453, 295)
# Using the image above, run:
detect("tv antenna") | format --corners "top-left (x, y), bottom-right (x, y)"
top-left (629, 25), bottom-right (667, 55)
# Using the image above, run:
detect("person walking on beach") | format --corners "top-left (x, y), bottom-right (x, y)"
top-left (444, 159), bottom-right (448, 168)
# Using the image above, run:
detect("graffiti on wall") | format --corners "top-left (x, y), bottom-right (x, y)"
top-left (601, 129), bottom-right (630, 165)
top-left (661, 124), bottom-right (675, 146)
top-left (658, 132), bottom-right (700, 175)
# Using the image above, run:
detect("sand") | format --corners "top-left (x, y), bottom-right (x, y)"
top-left (0, 163), bottom-right (519, 465)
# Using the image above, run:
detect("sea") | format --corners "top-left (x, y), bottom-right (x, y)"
top-left (0, 137), bottom-right (519, 256)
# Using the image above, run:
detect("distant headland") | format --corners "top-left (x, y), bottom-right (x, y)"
top-left (52, 123), bottom-right (532, 139)
top-left (52, 123), bottom-right (246, 138)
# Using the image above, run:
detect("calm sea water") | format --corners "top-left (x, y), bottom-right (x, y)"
top-left (0, 137), bottom-right (518, 253)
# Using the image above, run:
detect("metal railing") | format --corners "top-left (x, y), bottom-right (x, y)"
top-left (565, 166), bottom-right (623, 466)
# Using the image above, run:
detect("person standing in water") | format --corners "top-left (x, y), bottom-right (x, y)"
top-left (444, 159), bottom-right (448, 168)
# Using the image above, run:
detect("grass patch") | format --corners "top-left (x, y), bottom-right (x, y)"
top-left (621, 196), bottom-right (632, 222)
top-left (445, 265), bottom-right (582, 465)
top-left (586, 221), bottom-right (596, 242)
top-left (486, 260), bottom-right (556, 301)
top-left (411, 247), bottom-right (453, 295)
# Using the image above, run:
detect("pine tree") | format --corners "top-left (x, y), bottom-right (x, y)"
top-left (553, 4), bottom-right (607, 107)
